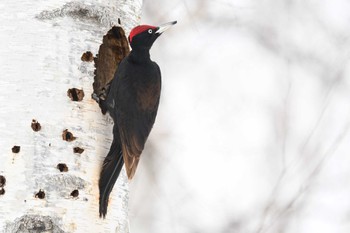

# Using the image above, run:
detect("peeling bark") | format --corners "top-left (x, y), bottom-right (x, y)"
top-left (93, 26), bottom-right (130, 97)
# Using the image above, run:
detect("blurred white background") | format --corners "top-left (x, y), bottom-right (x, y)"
top-left (129, 0), bottom-right (350, 232)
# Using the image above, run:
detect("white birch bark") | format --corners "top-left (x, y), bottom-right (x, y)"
top-left (0, 0), bottom-right (142, 232)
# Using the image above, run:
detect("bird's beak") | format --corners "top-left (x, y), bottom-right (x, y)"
top-left (155, 21), bottom-right (177, 35)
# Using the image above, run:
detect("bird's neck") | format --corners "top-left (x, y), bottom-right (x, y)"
top-left (128, 49), bottom-right (151, 63)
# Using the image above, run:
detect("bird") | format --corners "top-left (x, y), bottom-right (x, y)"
top-left (98, 21), bottom-right (177, 218)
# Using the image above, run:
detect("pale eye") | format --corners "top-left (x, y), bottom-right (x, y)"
top-left (148, 29), bottom-right (153, 34)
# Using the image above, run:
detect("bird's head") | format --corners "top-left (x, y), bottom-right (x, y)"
top-left (128, 21), bottom-right (177, 50)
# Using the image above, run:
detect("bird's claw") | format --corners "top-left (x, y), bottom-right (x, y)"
top-left (91, 93), bottom-right (101, 103)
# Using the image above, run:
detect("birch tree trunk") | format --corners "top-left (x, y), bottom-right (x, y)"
top-left (0, 0), bottom-right (142, 232)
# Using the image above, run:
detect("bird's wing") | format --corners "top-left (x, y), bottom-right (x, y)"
top-left (116, 65), bottom-right (161, 180)
top-left (117, 94), bottom-right (160, 180)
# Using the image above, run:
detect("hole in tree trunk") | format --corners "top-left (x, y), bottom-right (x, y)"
top-left (12, 146), bottom-right (20, 153)
top-left (0, 175), bottom-right (6, 187)
top-left (35, 190), bottom-right (45, 199)
top-left (73, 147), bottom-right (84, 154)
top-left (70, 189), bottom-right (79, 198)
top-left (67, 88), bottom-right (84, 101)
top-left (62, 129), bottom-right (76, 142)
top-left (93, 26), bottom-right (130, 97)
top-left (57, 163), bottom-right (68, 172)
top-left (81, 51), bottom-right (94, 62)
top-left (31, 119), bottom-right (41, 132)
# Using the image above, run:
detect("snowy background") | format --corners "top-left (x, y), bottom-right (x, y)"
top-left (129, 0), bottom-right (350, 232)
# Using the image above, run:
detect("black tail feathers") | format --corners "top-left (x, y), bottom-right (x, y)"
top-left (99, 140), bottom-right (124, 218)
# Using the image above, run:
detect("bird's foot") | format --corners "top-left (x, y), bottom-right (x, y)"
top-left (91, 93), bottom-right (101, 103)
top-left (92, 92), bottom-right (108, 115)
top-left (92, 83), bottom-right (111, 103)
top-left (91, 91), bottom-right (107, 104)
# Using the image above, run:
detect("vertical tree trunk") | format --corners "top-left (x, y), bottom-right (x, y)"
top-left (0, 0), bottom-right (142, 232)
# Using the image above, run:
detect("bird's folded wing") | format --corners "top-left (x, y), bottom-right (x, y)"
top-left (118, 108), bottom-right (159, 180)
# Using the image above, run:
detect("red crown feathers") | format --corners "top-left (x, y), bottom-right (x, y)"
top-left (129, 25), bottom-right (157, 43)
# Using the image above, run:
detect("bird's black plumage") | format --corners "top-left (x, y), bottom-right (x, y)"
top-left (98, 21), bottom-right (177, 218)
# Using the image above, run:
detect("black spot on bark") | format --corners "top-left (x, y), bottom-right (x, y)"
top-left (0, 188), bottom-right (5, 195)
top-left (31, 119), bottom-right (41, 132)
top-left (0, 175), bottom-right (6, 187)
top-left (67, 88), bottom-right (84, 101)
top-left (70, 189), bottom-right (79, 198)
top-left (62, 129), bottom-right (76, 142)
top-left (12, 146), bottom-right (20, 153)
top-left (35, 190), bottom-right (45, 199)
top-left (57, 163), bottom-right (68, 172)
top-left (73, 147), bottom-right (84, 154)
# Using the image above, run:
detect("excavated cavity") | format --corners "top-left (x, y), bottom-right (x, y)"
top-left (62, 129), bottom-right (76, 142)
top-left (93, 26), bottom-right (130, 98)
top-left (73, 147), bottom-right (84, 154)
top-left (31, 119), bottom-right (41, 132)
top-left (57, 163), bottom-right (68, 172)
top-left (81, 51), bottom-right (94, 62)
top-left (67, 88), bottom-right (84, 101)
top-left (35, 190), bottom-right (45, 199)
top-left (70, 189), bottom-right (79, 198)
top-left (12, 146), bottom-right (20, 153)
top-left (0, 175), bottom-right (6, 187)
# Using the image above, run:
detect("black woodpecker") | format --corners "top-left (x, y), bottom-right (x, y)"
top-left (98, 21), bottom-right (177, 218)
